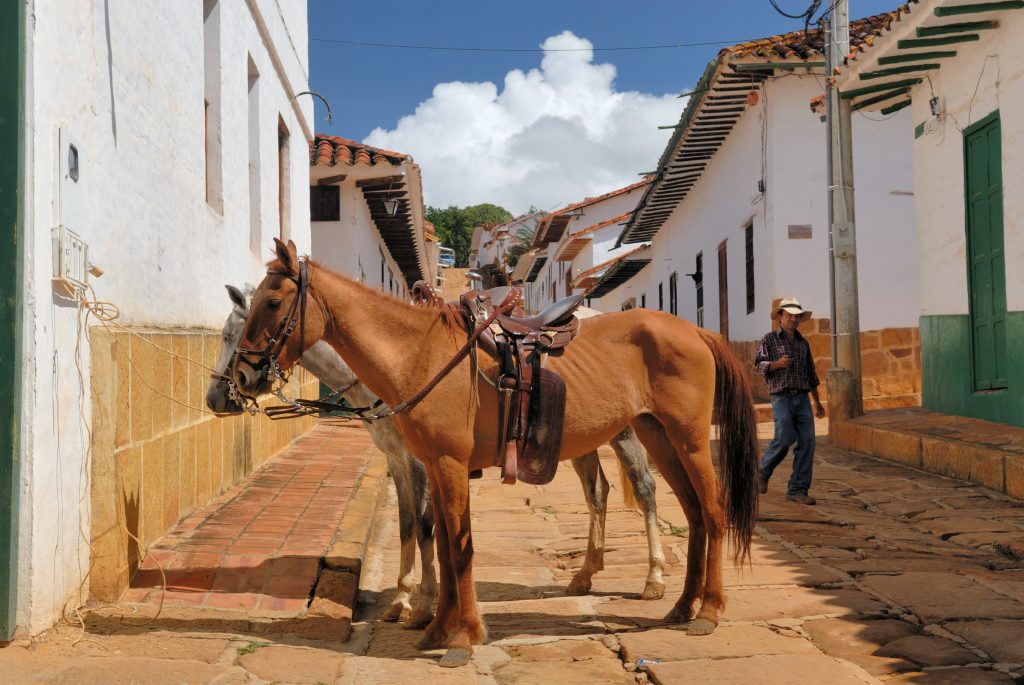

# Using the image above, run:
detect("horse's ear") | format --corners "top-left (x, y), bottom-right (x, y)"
top-left (225, 284), bottom-right (247, 309)
top-left (272, 238), bottom-right (300, 275)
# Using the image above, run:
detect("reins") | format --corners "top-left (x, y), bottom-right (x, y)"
top-left (230, 259), bottom-right (519, 424)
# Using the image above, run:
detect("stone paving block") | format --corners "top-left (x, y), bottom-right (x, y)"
top-left (874, 635), bottom-right (978, 667)
top-left (619, 624), bottom-right (817, 664)
top-left (646, 653), bottom-right (878, 685)
top-left (723, 586), bottom-right (886, 622)
top-left (884, 667), bottom-right (1016, 684)
top-left (237, 645), bottom-right (345, 684)
top-left (492, 657), bottom-right (634, 685)
top-left (721, 562), bottom-right (845, 588)
top-left (860, 572), bottom-right (1024, 623)
top-left (944, 620), bottom-right (1024, 663)
top-left (970, 448), bottom-right (1007, 493)
top-left (501, 637), bottom-right (615, 661)
top-left (336, 655), bottom-right (479, 685)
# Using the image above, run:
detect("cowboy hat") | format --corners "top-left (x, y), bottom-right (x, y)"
top-left (772, 297), bottom-right (812, 322)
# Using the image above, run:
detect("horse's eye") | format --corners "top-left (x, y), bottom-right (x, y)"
top-left (268, 299), bottom-right (282, 311)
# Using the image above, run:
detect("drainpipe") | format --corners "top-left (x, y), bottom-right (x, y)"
top-left (0, 0), bottom-right (26, 641)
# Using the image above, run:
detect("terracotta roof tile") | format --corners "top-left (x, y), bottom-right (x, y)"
top-left (721, 4), bottom-right (917, 63)
top-left (310, 134), bottom-right (410, 167)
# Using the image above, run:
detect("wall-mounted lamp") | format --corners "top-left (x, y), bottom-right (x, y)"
top-left (382, 179), bottom-right (401, 216)
top-left (291, 90), bottom-right (334, 125)
top-left (685, 269), bottom-right (702, 284)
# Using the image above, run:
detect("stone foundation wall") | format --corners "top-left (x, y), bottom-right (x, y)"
top-left (728, 319), bottom-right (922, 409)
top-left (89, 327), bottom-right (318, 600)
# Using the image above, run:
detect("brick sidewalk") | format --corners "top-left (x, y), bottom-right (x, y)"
top-left (121, 424), bottom-right (378, 616)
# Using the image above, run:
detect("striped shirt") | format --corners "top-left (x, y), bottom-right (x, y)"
top-left (754, 329), bottom-right (819, 395)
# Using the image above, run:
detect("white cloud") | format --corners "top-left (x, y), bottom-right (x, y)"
top-left (363, 31), bottom-right (684, 215)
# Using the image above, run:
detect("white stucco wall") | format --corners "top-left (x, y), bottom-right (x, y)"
top-left (310, 175), bottom-right (414, 300)
top-left (627, 74), bottom-right (917, 341)
top-left (907, 11), bottom-right (1024, 315)
top-left (19, 0), bottom-right (311, 634)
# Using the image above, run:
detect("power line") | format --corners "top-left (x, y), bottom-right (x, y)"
top-left (310, 36), bottom-right (753, 53)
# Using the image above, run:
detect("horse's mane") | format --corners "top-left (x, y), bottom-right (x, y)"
top-left (266, 256), bottom-right (467, 340)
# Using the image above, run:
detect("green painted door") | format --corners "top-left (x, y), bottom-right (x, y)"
top-left (0, 0), bottom-right (24, 640)
top-left (965, 111), bottom-right (1007, 391)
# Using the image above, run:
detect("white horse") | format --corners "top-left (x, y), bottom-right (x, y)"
top-left (207, 285), bottom-right (667, 609)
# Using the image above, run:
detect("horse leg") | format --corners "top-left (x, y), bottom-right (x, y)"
top-left (417, 457), bottom-right (485, 668)
top-left (566, 451), bottom-right (607, 596)
top-left (381, 453), bottom-right (418, 622)
top-left (657, 416), bottom-right (726, 636)
top-left (609, 425), bottom-right (666, 600)
top-left (407, 457), bottom-right (437, 630)
top-left (631, 416), bottom-right (707, 625)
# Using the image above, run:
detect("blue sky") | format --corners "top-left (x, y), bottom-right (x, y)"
top-left (307, 0), bottom-right (901, 212)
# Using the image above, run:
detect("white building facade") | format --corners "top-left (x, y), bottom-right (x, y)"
top-left (836, 0), bottom-right (1024, 427)
top-left (3, 0), bottom-right (316, 637)
top-left (309, 136), bottom-right (432, 299)
top-left (619, 19), bottom-right (920, 405)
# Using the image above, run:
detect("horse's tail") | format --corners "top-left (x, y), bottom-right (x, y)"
top-left (619, 462), bottom-right (640, 510)
top-left (696, 328), bottom-right (759, 564)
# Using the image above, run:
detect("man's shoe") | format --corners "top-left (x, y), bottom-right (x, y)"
top-left (757, 474), bottom-right (768, 495)
top-left (786, 493), bottom-right (816, 505)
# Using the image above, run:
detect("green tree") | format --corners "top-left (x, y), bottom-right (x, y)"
top-left (504, 225), bottom-right (536, 269)
top-left (426, 203), bottom-right (512, 267)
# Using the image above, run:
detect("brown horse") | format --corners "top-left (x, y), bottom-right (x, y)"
top-left (233, 239), bottom-right (758, 667)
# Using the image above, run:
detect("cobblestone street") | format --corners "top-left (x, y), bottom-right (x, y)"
top-left (2, 424), bottom-right (1024, 683)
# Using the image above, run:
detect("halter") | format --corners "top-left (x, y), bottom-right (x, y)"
top-left (232, 259), bottom-right (309, 403)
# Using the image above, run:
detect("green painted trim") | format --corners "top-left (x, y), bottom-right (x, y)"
top-left (841, 78), bottom-right (922, 99)
top-left (853, 86), bottom-right (912, 111)
top-left (935, 1), bottom-right (1024, 16)
top-left (918, 20), bottom-right (999, 36)
top-left (880, 99), bottom-right (913, 115)
top-left (921, 313), bottom-right (1024, 427)
top-left (897, 35), bottom-right (980, 49)
top-left (0, 0), bottom-right (24, 641)
top-left (860, 63), bottom-right (942, 80)
top-left (879, 50), bottom-right (958, 65)
top-left (915, 122), bottom-right (926, 138)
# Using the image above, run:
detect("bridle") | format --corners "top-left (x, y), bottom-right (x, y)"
top-left (230, 258), bottom-right (519, 422)
top-left (230, 259), bottom-right (309, 406)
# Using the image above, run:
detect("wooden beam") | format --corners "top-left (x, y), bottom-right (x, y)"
top-left (935, 1), bottom-right (1024, 17)
top-left (852, 86), bottom-right (912, 111)
top-left (880, 99), bottom-right (912, 115)
top-left (841, 78), bottom-right (922, 99)
top-left (355, 175), bottom-right (404, 188)
top-left (732, 61), bottom-right (824, 71)
top-left (917, 20), bottom-right (998, 36)
top-left (878, 50), bottom-right (957, 64)
top-left (860, 63), bottom-right (942, 80)
top-left (897, 34), bottom-right (980, 49)
top-left (317, 173), bottom-right (348, 185)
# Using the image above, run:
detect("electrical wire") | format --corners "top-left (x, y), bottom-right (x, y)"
top-left (310, 36), bottom-right (754, 52)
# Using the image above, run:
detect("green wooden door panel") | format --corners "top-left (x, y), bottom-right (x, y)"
top-left (964, 112), bottom-right (1007, 391)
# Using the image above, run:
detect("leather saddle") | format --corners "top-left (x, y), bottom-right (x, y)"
top-left (460, 287), bottom-right (584, 485)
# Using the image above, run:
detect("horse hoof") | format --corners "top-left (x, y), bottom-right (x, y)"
top-left (687, 618), bottom-right (717, 636)
top-left (641, 581), bottom-right (665, 600)
top-left (403, 608), bottom-right (434, 630)
top-left (381, 603), bottom-right (405, 622)
top-left (566, 576), bottom-right (592, 596)
top-left (439, 647), bottom-right (472, 668)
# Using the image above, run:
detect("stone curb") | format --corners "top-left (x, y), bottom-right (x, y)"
top-left (324, 434), bottom-right (390, 576)
top-left (832, 419), bottom-right (1024, 501)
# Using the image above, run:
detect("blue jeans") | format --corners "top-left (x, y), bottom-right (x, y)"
top-left (759, 392), bottom-right (816, 496)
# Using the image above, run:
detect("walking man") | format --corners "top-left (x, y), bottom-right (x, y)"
top-left (754, 297), bottom-right (826, 505)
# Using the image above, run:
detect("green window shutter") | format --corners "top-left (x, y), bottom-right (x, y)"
top-left (964, 111), bottom-right (1008, 391)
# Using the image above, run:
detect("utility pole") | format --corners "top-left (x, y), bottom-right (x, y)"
top-left (824, 0), bottom-right (864, 421)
